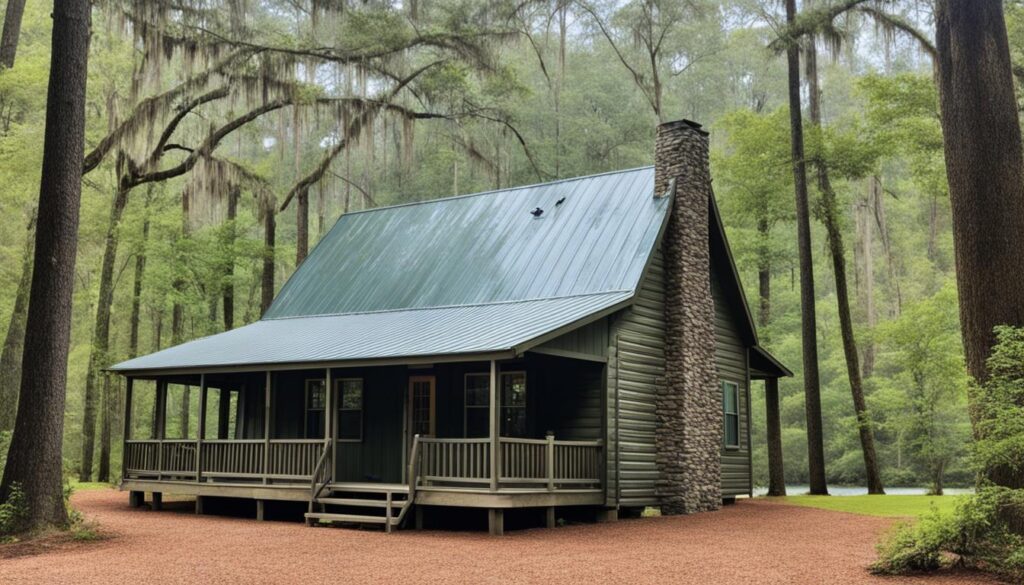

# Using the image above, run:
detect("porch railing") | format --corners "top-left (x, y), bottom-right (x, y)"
top-left (414, 435), bottom-right (602, 491)
top-left (124, 438), bottom-right (325, 483)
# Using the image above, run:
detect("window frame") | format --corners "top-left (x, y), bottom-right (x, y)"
top-left (463, 372), bottom-right (490, 438)
top-left (722, 380), bottom-right (741, 450)
top-left (304, 378), bottom-right (326, 439)
top-left (335, 377), bottom-right (364, 443)
top-left (500, 370), bottom-right (527, 437)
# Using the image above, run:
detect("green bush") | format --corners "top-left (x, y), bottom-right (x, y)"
top-left (874, 487), bottom-right (1024, 581)
top-left (0, 482), bottom-right (28, 538)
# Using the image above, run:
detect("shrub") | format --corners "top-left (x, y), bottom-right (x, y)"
top-left (0, 482), bottom-right (29, 538)
top-left (874, 487), bottom-right (1024, 581)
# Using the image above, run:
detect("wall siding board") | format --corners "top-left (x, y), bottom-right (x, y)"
top-left (607, 251), bottom-right (666, 507)
top-left (712, 266), bottom-right (752, 497)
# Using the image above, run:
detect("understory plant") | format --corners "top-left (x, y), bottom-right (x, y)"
top-left (873, 326), bottom-right (1024, 582)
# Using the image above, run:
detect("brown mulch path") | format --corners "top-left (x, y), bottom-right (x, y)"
top-left (0, 488), bottom-right (1000, 585)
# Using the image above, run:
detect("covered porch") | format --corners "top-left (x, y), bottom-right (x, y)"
top-left (119, 352), bottom-right (607, 533)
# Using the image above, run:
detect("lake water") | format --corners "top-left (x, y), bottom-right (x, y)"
top-left (753, 485), bottom-right (975, 496)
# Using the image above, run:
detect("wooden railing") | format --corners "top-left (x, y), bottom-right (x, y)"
top-left (414, 435), bottom-right (602, 491)
top-left (124, 438), bottom-right (325, 483)
top-left (419, 437), bottom-right (491, 485)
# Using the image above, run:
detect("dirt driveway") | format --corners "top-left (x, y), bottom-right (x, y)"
top-left (0, 488), bottom-right (998, 585)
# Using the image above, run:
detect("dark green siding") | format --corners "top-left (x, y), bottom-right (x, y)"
top-left (333, 366), bottom-right (406, 483)
top-left (606, 250), bottom-right (665, 507)
top-left (712, 267), bottom-right (752, 497)
top-left (535, 318), bottom-right (609, 358)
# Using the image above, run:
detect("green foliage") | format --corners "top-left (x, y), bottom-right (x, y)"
top-left (972, 326), bottom-right (1024, 477)
top-left (872, 285), bottom-right (972, 493)
top-left (0, 483), bottom-right (28, 538)
top-left (874, 488), bottom-right (1024, 581)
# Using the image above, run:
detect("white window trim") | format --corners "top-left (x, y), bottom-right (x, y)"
top-left (335, 378), bottom-right (364, 443)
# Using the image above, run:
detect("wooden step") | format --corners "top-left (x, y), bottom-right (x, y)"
top-left (326, 482), bottom-right (409, 494)
top-left (316, 497), bottom-right (408, 509)
top-left (305, 512), bottom-right (398, 525)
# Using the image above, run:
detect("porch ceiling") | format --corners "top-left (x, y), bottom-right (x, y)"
top-left (110, 290), bottom-right (632, 374)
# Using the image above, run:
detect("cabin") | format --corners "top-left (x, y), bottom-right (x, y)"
top-left (111, 119), bottom-right (790, 534)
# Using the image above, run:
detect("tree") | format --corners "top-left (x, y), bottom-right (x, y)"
top-left (0, 0), bottom-right (26, 69)
top-left (0, 210), bottom-right (33, 431)
top-left (804, 37), bottom-right (884, 494)
top-left (783, 0), bottom-right (827, 495)
top-left (935, 0), bottom-right (1024, 495)
top-left (0, 0), bottom-right (90, 532)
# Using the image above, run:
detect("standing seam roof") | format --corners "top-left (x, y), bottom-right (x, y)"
top-left (111, 167), bottom-right (668, 373)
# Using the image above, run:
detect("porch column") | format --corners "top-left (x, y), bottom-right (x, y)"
top-left (155, 380), bottom-right (166, 478)
top-left (324, 367), bottom-right (333, 441)
top-left (196, 374), bottom-right (207, 483)
top-left (489, 360), bottom-right (499, 492)
top-left (121, 377), bottom-right (133, 482)
top-left (263, 372), bottom-right (271, 484)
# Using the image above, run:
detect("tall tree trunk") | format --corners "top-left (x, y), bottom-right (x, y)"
top-left (860, 178), bottom-right (878, 378)
top-left (0, 211), bottom-right (35, 432)
top-left (936, 0), bottom-right (1024, 498)
top-left (80, 175), bottom-right (131, 482)
top-left (757, 217), bottom-right (771, 329)
top-left (765, 377), bottom-right (786, 496)
top-left (172, 191), bottom-right (189, 435)
top-left (261, 200), bottom-right (276, 316)
top-left (0, 0), bottom-right (90, 532)
top-left (296, 187), bottom-right (309, 265)
top-left (128, 193), bottom-right (151, 359)
top-left (0, 0), bottom-right (27, 69)
top-left (805, 44), bottom-right (884, 495)
top-left (784, 0), bottom-right (828, 495)
top-left (873, 189), bottom-right (902, 316)
top-left (97, 374), bottom-right (112, 482)
top-left (223, 186), bottom-right (238, 330)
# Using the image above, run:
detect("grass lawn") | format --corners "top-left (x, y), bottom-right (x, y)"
top-left (772, 494), bottom-right (962, 518)
top-left (68, 480), bottom-right (115, 492)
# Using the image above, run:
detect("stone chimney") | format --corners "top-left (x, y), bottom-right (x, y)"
top-left (655, 119), bottom-right (722, 515)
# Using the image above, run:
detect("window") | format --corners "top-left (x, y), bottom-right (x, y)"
top-left (723, 381), bottom-right (740, 449)
top-left (305, 379), bottom-right (325, 439)
top-left (501, 372), bottom-right (527, 437)
top-left (337, 379), bottom-right (363, 441)
top-left (464, 373), bottom-right (490, 438)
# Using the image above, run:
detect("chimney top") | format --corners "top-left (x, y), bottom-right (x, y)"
top-left (657, 118), bottom-right (709, 136)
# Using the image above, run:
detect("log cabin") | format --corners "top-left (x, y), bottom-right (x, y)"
top-left (111, 119), bottom-right (790, 534)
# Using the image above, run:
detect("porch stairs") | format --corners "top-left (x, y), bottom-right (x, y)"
top-left (305, 483), bottom-right (412, 532)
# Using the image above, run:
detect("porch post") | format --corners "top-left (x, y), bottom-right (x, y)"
top-left (325, 367), bottom-right (333, 482)
top-left (263, 371), bottom-right (271, 484)
top-left (121, 377), bottom-right (133, 482)
top-left (155, 380), bottom-right (166, 478)
top-left (196, 374), bottom-right (207, 483)
top-left (489, 359), bottom-right (499, 492)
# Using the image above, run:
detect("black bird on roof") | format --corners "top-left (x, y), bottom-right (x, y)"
top-left (531, 207), bottom-right (544, 217)
top-left (555, 197), bottom-right (566, 206)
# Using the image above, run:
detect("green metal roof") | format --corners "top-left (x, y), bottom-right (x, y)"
top-left (112, 167), bottom-right (668, 373)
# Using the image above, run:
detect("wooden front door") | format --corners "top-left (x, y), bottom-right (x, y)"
top-left (408, 376), bottom-right (436, 439)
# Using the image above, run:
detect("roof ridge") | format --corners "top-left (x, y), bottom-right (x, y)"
top-left (261, 289), bottom-right (635, 322)
top-left (339, 166), bottom-right (655, 218)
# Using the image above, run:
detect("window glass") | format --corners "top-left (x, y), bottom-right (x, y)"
top-left (501, 372), bottom-right (527, 437)
top-left (723, 381), bottom-right (740, 448)
top-left (305, 379), bottom-right (325, 439)
top-left (464, 373), bottom-right (489, 437)
top-left (337, 379), bottom-right (363, 441)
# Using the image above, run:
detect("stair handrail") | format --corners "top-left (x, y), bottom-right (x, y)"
top-left (308, 438), bottom-right (332, 512)
top-left (407, 434), bottom-right (421, 504)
